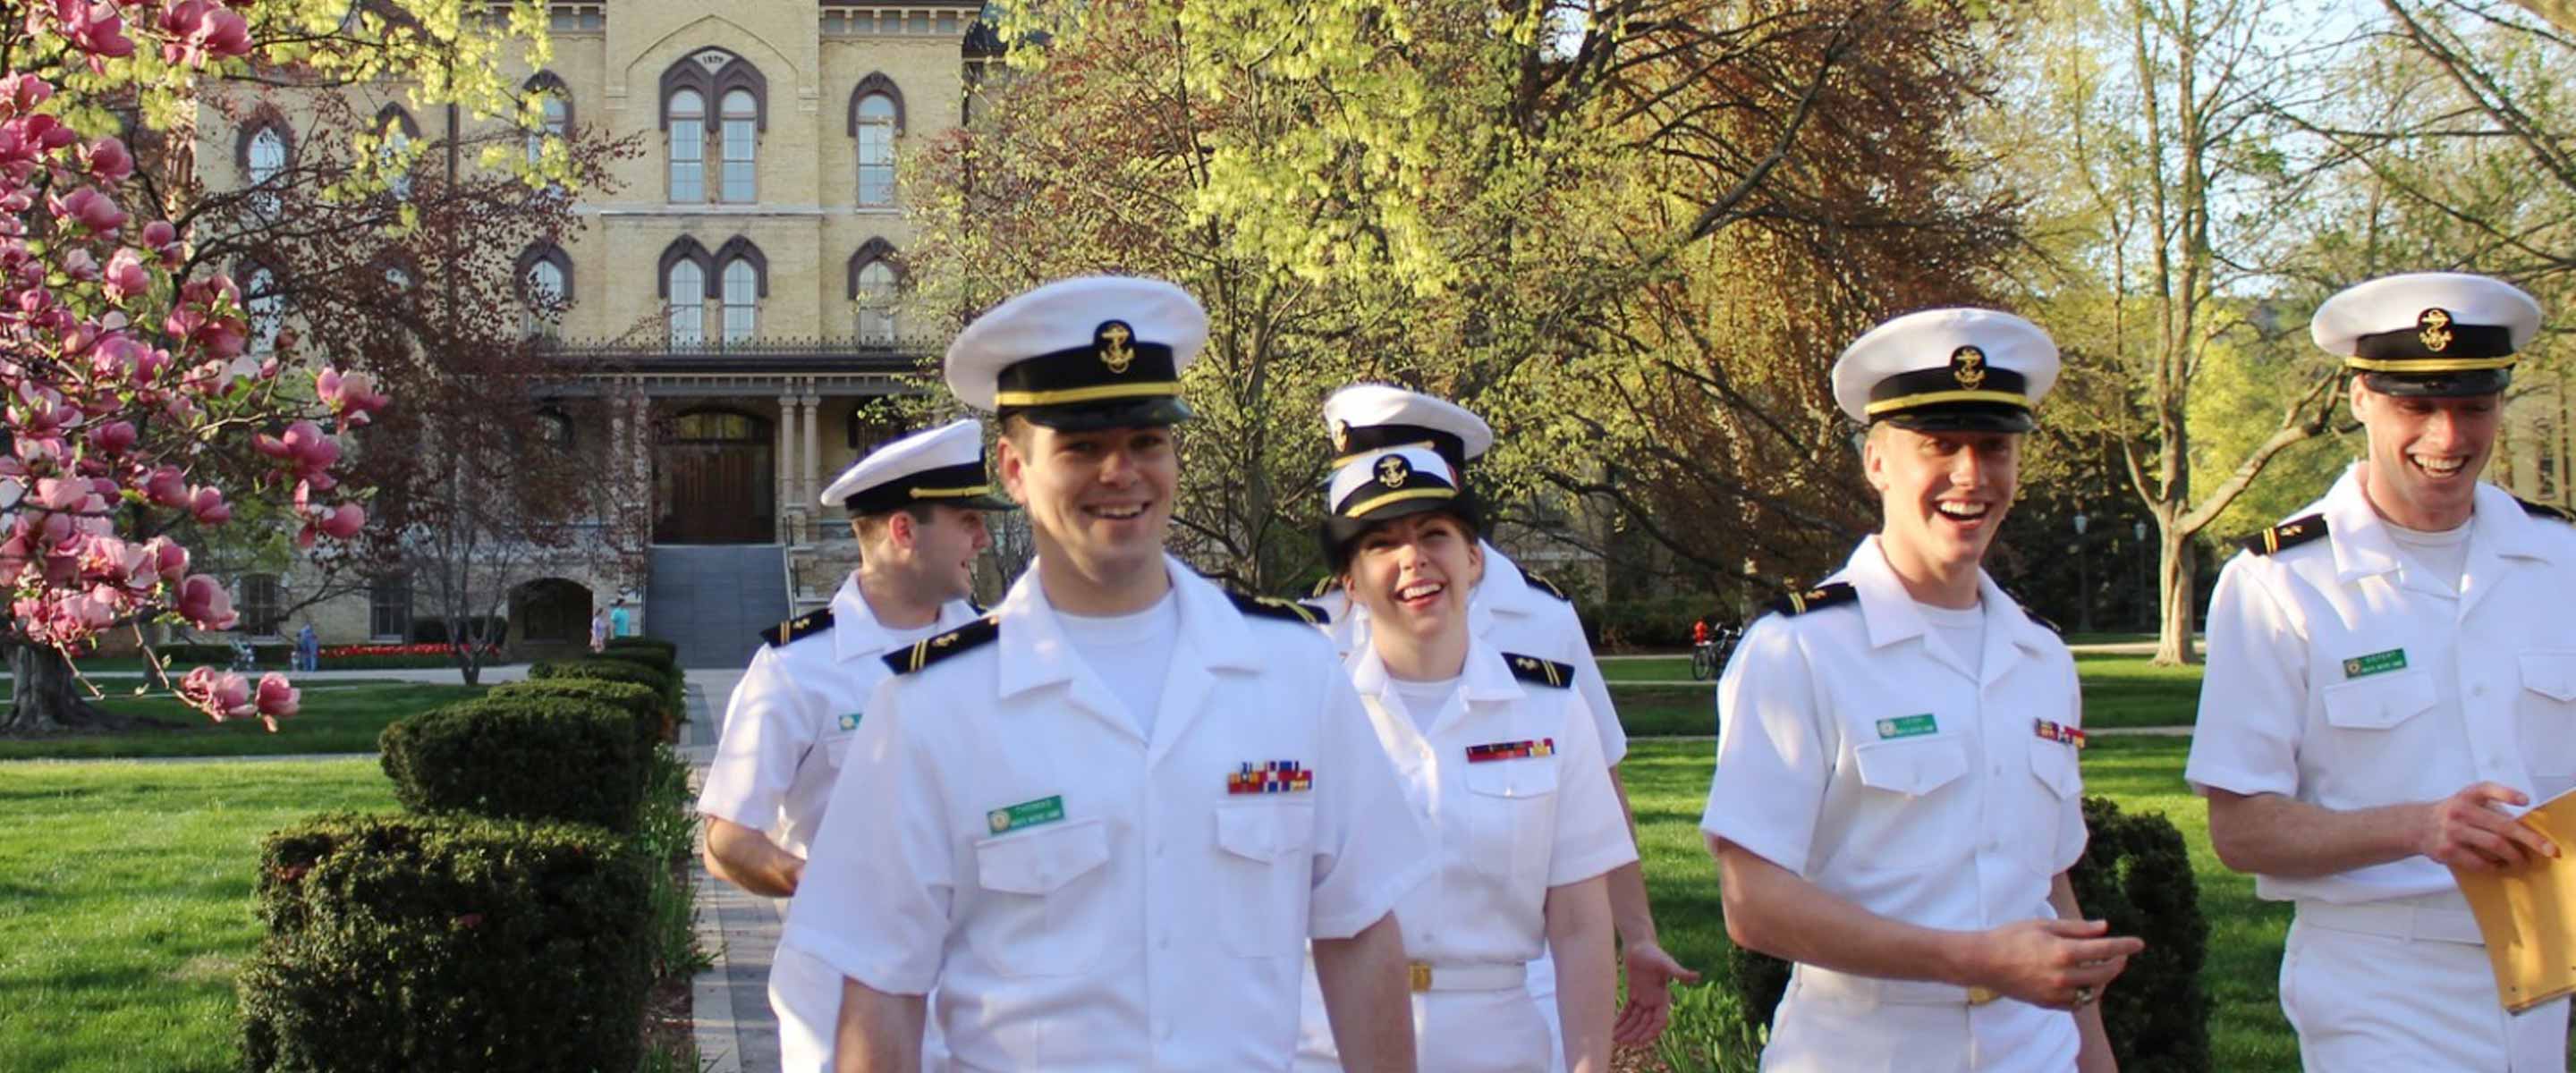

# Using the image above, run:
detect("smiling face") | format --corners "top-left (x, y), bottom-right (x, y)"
top-left (1864, 423), bottom-right (2021, 587)
top-left (908, 505), bottom-right (991, 601)
top-left (997, 418), bottom-right (1176, 592)
top-left (2351, 378), bottom-right (2500, 530)
top-left (1343, 511), bottom-right (1483, 648)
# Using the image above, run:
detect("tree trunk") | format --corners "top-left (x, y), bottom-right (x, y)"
top-left (1, 643), bottom-right (126, 733)
top-left (2154, 531), bottom-right (2199, 666)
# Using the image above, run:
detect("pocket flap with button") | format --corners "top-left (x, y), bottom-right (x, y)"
top-left (1463, 756), bottom-right (1561, 800)
top-left (2521, 653), bottom-right (2576, 702)
top-left (2028, 738), bottom-right (2081, 798)
top-left (1852, 737), bottom-right (1970, 797)
top-left (1216, 802), bottom-right (1317, 863)
top-left (975, 816), bottom-right (1111, 896)
top-left (2321, 672), bottom-right (2437, 730)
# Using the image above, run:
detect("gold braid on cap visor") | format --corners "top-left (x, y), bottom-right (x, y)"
top-left (993, 381), bottom-right (1183, 407)
top-left (1862, 389), bottom-right (2032, 417)
top-left (2343, 356), bottom-right (2515, 373)
top-left (1341, 486), bottom-right (1457, 518)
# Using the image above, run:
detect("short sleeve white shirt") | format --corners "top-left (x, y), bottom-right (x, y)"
top-left (1700, 535), bottom-right (2088, 932)
top-left (2186, 468), bottom-right (2576, 904)
top-left (783, 557), bottom-right (1436, 1069)
top-left (695, 577), bottom-right (979, 858)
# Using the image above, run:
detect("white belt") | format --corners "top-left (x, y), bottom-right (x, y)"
top-left (1407, 961), bottom-right (1527, 993)
top-left (2297, 900), bottom-right (2486, 946)
top-left (1792, 965), bottom-right (1999, 1007)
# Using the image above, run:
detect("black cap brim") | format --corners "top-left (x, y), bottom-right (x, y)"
top-left (2360, 368), bottom-right (2511, 399)
top-left (1009, 396), bottom-right (1195, 432)
top-left (1318, 494), bottom-right (1483, 572)
top-left (1877, 402), bottom-right (2035, 434)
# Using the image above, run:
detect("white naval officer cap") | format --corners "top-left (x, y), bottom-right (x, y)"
top-left (1831, 308), bottom-right (2060, 433)
top-left (2311, 272), bottom-right (2543, 398)
top-left (944, 275), bottom-right (1208, 431)
top-left (1320, 384), bottom-right (1496, 471)
top-left (1317, 444), bottom-right (1479, 570)
top-left (818, 418), bottom-right (1016, 515)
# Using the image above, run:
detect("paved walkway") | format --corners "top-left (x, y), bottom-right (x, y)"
top-left (677, 668), bottom-right (783, 1073)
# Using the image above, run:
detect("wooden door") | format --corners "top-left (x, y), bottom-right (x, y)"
top-left (654, 409), bottom-right (775, 544)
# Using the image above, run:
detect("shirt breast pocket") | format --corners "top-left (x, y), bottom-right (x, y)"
top-left (2320, 672), bottom-right (2436, 731)
top-left (1462, 756), bottom-right (1560, 887)
top-left (1212, 802), bottom-right (1317, 957)
top-left (2520, 652), bottom-right (2576, 778)
top-left (969, 817), bottom-right (1114, 977)
top-left (1848, 737), bottom-right (1970, 871)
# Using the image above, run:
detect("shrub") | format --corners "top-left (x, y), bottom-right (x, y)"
top-left (2071, 796), bottom-right (2211, 1072)
top-left (604, 636), bottom-right (678, 661)
top-left (378, 697), bottom-right (650, 832)
top-left (236, 812), bottom-right (652, 1073)
top-left (1656, 981), bottom-right (1767, 1073)
top-left (490, 678), bottom-right (665, 746)
top-left (589, 646), bottom-right (678, 683)
top-left (534, 655), bottom-right (687, 734)
top-left (1706, 797), bottom-right (2209, 1069)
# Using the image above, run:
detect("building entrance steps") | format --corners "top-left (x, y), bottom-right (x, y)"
top-left (648, 545), bottom-right (792, 671)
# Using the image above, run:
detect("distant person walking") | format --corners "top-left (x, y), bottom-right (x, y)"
top-left (294, 622), bottom-right (319, 672)
top-left (589, 604), bottom-right (610, 653)
top-left (609, 597), bottom-right (631, 640)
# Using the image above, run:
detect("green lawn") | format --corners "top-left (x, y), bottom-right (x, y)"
top-left (1629, 737), bottom-right (2301, 1069)
top-left (0, 759), bottom-right (398, 1073)
top-left (1606, 654), bottom-right (2208, 736)
top-left (1600, 657), bottom-right (1695, 683)
top-left (0, 683), bottom-right (486, 760)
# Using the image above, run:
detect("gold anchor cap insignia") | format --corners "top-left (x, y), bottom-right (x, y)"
top-left (1951, 345), bottom-right (1987, 391)
top-left (2419, 308), bottom-right (2453, 352)
top-left (1097, 320), bottom-right (1136, 374)
top-left (1377, 454), bottom-right (1411, 488)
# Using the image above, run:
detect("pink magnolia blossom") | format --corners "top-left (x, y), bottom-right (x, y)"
top-left (179, 665), bottom-right (254, 722)
top-left (315, 368), bottom-right (387, 427)
top-left (33, 476), bottom-right (91, 512)
top-left (101, 248), bottom-right (148, 302)
top-left (0, 72), bottom-right (53, 117)
top-left (59, 247), bottom-right (97, 282)
top-left (187, 485), bottom-right (230, 525)
top-left (50, 1), bottom-right (135, 62)
top-left (81, 135), bottom-right (131, 182)
top-left (83, 420), bottom-right (134, 455)
top-left (140, 220), bottom-right (179, 267)
top-left (174, 573), bottom-right (235, 629)
top-left (298, 500), bottom-right (364, 546)
top-left (253, 673), bottom-right (298, 720)
top-left (158, 1), bottom-right (250, 68)
top-left (140, 536), bottom-right (186, 585)
top-left (142, 465), bottom-right (187, 506)
top-left (48, 186), bottom-right (124, 233)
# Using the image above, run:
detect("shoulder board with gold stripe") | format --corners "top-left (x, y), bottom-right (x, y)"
top-left (1227, 590), bottom-right (1333, 627)
top-left (1523, 571), bottom-right (1572, 603)
top-left (881, 616), bottom-right (1000, 675)
top-left (1309, 575), bottom-right (1340, 598)
top-left (2518, 497), bottom-right (2573, 524)
top-left (1765, 582), bottom-right (1856, 618)
top-left (2240, 514), bottom-right (2327, 556)
top-left (1504, 652), bottom-right (1574, 689)
top-left (763, 609), bottom-right (835, 648)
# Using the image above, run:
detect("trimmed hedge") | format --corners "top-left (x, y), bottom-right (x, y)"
top-left (589, 646), bottom-right (678, 682)
top-left (237, 812), bottom-right (652, 1073)
top-left (489, 678), bottom-right (665, 746)
top-left (530, 656), bottom-right (684, 733)
top-left (1710, 798), bottom-right (2207, 1063)
top-left (378, 697), bottom-right (650, 832)
top-left (603, 636), bottom-right (677, 661)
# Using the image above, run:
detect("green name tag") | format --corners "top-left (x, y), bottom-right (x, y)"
top-left (987, 795), bottom-right (1064, 835)
top-left (1877, 714), bottom-right (1938, 739)
top-left (2342, 649), bottom-right (2408, 679)
top-left (836, 712), bottom-right (860, 731)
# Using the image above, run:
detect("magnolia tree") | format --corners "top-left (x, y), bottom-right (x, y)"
top-left (0, 3), bottom-right (397, 733)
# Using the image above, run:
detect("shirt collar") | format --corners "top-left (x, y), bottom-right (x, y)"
top-left (829, 575), bottom-right (979, 663)
top-left (1345, 634), bottom-right (1524, 706)
top-left (2319, 464), bottom-right (2557, 581)
top-left (994, 553), bottom-right (1259, 699)
top-left (1842, 534), bottom-right (2055, 661)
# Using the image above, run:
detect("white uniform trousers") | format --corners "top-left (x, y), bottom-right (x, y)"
top-left (1297, 967), bottom-right (1552, 1072)
top-left (2284, 905), bottom-right (2568, 1072)
top-left (1760, 965), bottom-right (2077, 1073)
top-left (770, 943), bottom-right (949, 1073)
top-left (1527, 951), bottom-right (1564, 1073)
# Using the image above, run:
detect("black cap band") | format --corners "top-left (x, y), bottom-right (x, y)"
top-left (843, 460), bottom-right (998, 515)
top-left (991, 319), bottom-right (1182, 420)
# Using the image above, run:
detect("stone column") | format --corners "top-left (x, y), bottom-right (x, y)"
top-left (775, 391), bottom-right (799, 544)
top-left (801, 391), bottom-right (822, 536)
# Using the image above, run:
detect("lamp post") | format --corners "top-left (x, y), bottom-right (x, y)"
top-left (2135, 520), bottom-right (2152, 630)
top-left (2072, 511), bottom-right (2092, 635)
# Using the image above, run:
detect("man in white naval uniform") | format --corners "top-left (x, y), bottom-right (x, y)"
top-left (2189, 272), bottom-right (2569, 1070)
top-left (1310, 384), bottom-right (1697, 1058)
top-left (789, 276), bottom-right (1435, 1072)
top-left (1701, 308), bottom-right (2136, 1073)
top-left (699, 418), bottom-right (1011, 1073)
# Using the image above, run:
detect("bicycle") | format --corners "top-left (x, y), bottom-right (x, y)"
top-left (1689, 621), bottom-right (1741, 681)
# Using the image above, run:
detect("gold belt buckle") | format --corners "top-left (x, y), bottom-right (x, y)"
top-left (1408, 962), bottom-right (1433, 993)
top-left (1966, 986), bottom-right (1998, 1006)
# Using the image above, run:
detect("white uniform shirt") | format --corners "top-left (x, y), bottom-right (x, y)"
top-left (1701, 534), bottom-right (2088, 936)
top-left (696, 577), bottom-right (980, 857)
top-left (2187, 468), bottom-right (2576, 904)
top-left (784, 557), bottom-right (1436, 1070)
top-left (1320, 542), bottom-right (1628, 765)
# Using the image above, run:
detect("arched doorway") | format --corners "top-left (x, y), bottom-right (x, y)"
top-left (511, 577), bottom-right (593, 646)
top-left (655, 407), bottom-right (775, 544)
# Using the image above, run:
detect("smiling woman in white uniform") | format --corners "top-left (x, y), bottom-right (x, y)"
top-left (1296, 444), bottom-right (1635, 1073)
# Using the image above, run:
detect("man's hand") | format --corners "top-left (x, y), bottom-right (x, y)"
top-left (1970, 918), bottom-right (2141, 1011)
top-left (2419, 782), bottom-right (2558, 871)
top-left (1610, 942), bottom-right (1699, 1045)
